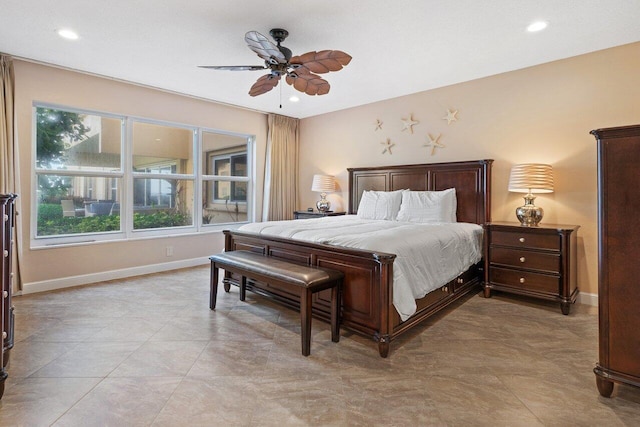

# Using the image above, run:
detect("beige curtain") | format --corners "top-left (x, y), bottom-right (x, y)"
top-left (263, 114), bottom-right (299, 221)
top-left (0, 54), bottom-right (22, 290)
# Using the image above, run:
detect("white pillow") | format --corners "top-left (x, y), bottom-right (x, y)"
top-left (357, 190), bottom-right (405, 220)
top-left (396, 188), bottom-right (457, 223)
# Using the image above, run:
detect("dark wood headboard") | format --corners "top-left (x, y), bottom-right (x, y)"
top-left (347, 159), bottom-right (493, 225)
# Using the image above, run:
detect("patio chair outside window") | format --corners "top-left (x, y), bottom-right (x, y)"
top-left (61, 200), bottom-right (78, 217)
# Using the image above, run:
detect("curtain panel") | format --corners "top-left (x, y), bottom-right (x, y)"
top-left (0, 54), bottom-right (22, 290)
top-left (0, 54), bottom-right (17, 193)
top-left (263, 114), bottom-right (299, 221)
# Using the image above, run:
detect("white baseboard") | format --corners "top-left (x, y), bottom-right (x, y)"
top-left (20, 264), bottom-right (602, 308)
top-left (577, 291), bottom-right (598, 307)
top-left (20, 257), bottom-right (209, 295)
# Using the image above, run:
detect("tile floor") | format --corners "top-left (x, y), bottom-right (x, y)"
top-left (1, 266), bottom-right (639, 426)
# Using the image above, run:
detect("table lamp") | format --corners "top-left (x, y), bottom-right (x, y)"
top-left (508, 163), bottom-right (554, 226)
top-left (311, 174), bottom-right (335, 212)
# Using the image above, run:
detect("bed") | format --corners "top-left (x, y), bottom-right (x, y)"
top-left (222, 159), bottom-right (492, 357)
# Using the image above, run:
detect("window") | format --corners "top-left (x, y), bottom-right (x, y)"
top-left (34, 106), bottom-right (123, 238)
top-left (202, 131), bottom-right (250, 225)
top-left (131, 121), bottom-right (194, 231)
top-left (33, 104), bottom-right (253, 245)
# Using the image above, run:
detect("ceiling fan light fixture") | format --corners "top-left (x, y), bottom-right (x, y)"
top-left (289, 96), bottom-right (300, 102)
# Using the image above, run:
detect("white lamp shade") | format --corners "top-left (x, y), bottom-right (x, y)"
top-left (311, 174), bottom-right (336, 193)
top-left (508, 163), bottom-right (554, 194)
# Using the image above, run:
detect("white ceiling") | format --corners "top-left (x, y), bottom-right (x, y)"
top-left (1, 0), bottom-right (639, 119)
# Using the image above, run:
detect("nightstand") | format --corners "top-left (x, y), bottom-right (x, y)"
top-left (293, 210), bottom-right (346, 219)
top-left (483, 221), bottom-right (579, 315)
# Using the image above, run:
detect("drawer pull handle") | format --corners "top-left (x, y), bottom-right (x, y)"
top-left (3, 250), bottom-right (7, 258)
top-left (519, 257), bottom-right (526, 263)
top-left (2, 331), bottom-right (6, 339)
top-left (2, 291), bottom-right (7, 298)
top-left (457, 278), bottom-right (464, 284)
top-left (3, 214), bottom-right (7, 222)
top-left (519, 277), bottom-right (526, 283)
top-left (519, 237), bottom-right (525, 243)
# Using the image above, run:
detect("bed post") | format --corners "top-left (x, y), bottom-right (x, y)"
top-left (223, 230), bottom-right (233, 292)
top-left (373, 253), bottom-right (394, 358)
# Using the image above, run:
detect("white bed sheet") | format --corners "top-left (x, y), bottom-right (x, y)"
top-left (238, 215), bottom-right (483, 321)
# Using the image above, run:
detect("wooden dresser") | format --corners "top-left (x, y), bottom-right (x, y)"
top-left (592, 124), bottom-right (640, 397)
top-left (0, 193), bottom-right (17, 399)
top-left (483, 221), bottom-right (579, 315)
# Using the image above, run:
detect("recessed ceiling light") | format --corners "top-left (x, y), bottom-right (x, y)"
top-left (57, 28), bottom-right (79, 40)
top-left (289, 96), bottom-right (300, 103)
top-left (527, 21), bottom-right (548, 32)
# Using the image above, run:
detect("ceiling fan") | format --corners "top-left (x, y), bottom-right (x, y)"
top-left (199, 28), bottom-right (352, 98)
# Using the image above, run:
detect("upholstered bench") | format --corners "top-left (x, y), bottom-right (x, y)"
top-left (209, 250), bottom-right (343, 356)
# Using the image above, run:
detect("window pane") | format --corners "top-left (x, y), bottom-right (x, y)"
top-left (231, 154), bottom-right (247, 177)
top-left (202, 132), bottom-right (247, 177)
top-left (202, 131), bottom-right (249, 226)
top-left (133, 178), bottom-right (193, 230)
top-left (36, 107), bottom-right (122, 171)
top-left (133, 122), bottom-right (193, 174)
top-left (36, 174), bottom-right (121, 236)
top-left (202, 181), bottom-right (248, 225)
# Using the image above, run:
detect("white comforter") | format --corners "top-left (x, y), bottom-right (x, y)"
top-left (238, 215), bottom-right (483, 321)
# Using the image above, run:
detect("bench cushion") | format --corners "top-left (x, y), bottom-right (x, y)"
top-left (210, 251), bottom-right (343, 288)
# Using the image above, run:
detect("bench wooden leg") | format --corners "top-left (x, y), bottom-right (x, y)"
top-left (301, 288), bottom-right (313, 356)
top-left (210, 262), bottom-right (218, 310)
top-left (331, 281), bottom-right (341, 343)
top-left (239, 276), bottom-right (247, 301)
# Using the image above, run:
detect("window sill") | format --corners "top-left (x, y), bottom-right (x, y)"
top-left (30, 222), bottom-right (249, 250)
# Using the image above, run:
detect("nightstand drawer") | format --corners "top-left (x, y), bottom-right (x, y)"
top-left (490, 267), bottom-right (559, 294)
top-left (490, 247), bottom-right (560, 273)
top-left (293, 211), bottom-right (346, 219)
top-left (491, 230), bottom-right (560, 251)
top-left (294, 212), bottom-right (322, 219)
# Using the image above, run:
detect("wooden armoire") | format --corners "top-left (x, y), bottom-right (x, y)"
top-left (592, 125), bottom-right (640, 397)
top-left (0, 194), bottom-right (17, 399)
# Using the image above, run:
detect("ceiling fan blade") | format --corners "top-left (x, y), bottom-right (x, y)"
top-left (249, 74), bottom-right (281, 97)
top-left (285, 72), bottom-right (330, 96)
top-left (198, 65), bottom-right (267, 71)
top-left (245, 31), bottom-right (286, 65)
top-left (290, 50), bottom-right (352, 74)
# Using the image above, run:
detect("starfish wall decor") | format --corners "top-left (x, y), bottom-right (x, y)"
top-left (424, 133), bottom-right (445, 156)
top-left (443, 109), bottom-right (458, 125)
top-left (401, 114), bottom-right (419, 134)
top-left (375, 119), bottom-right (383, 131)
top-left (380, 138), bottom-right (395, 154)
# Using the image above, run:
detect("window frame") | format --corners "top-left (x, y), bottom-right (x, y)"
top-left (200, 128), bottom-right (253, 228)
top-left (30, 103), bottom-right (255, 248)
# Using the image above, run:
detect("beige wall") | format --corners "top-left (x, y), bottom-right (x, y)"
top-left (13, 42), bottom-right (640, 296)
top-left (14, 60), bottom-right (268, 288)
top-left (299, 42), bottom-right (640, 297)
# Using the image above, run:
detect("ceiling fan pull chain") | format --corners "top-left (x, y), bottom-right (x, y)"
top-left (279, 81), bottom-right (282, 109)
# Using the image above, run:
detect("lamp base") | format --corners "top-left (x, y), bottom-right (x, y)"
top-left (516, 194), bottom-right (543, 226)
top-left (316, 193), bottom-right (331, 212)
